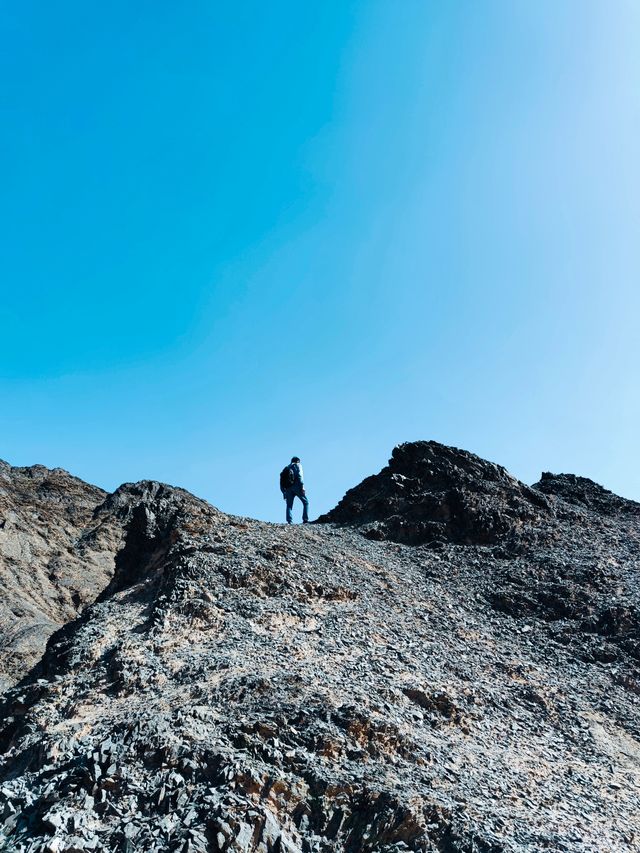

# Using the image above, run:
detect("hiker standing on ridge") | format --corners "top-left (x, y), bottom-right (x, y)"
top-left (280, 456), bottom-right (309, 524)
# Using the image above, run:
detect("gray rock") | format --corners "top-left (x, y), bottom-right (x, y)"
top-left (1, 442), bottom-right (639, 852)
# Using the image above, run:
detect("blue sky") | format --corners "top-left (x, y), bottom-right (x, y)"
top-left (1, 1), bottom-right (639, 521)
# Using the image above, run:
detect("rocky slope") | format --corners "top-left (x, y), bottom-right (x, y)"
top-left (0, 461), bottom-right (122, 693)
top-left (1, 442), bottom-right (640, 852)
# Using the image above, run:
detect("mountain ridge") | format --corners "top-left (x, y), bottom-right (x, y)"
top-left (1, 441), bottom-right (639, 852)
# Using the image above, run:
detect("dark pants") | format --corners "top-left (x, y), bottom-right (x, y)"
top-left (285, 485), bottom-right (309, 524)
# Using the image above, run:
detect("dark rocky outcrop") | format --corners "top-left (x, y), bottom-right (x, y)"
top-left (1, 444), bottom-right (640, 853)
top-left (533, 471), bottom-right (640, 516)
top-left (317, 441), bottom-right (552, 546)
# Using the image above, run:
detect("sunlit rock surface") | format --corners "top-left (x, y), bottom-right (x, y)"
top-left (1, 442), bottom-right (639, 852)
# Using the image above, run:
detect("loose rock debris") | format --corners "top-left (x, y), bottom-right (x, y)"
top-left (1, 441), bottom-right (640, 851)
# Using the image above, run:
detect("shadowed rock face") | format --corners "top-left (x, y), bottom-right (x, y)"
top-left (0, 461), bottom-right (122, 692)
top-left (317, 441), bottom-right (553, 546)
top-left (0, 461), bottom-right (208, 694)
top-left (1, 445), bottom-right (640, 853)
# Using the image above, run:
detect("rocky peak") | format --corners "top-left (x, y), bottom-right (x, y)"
top-left (533, 471), bottom-right (640, 516)
top-left (317, 440), bottom-right (552, 546)
top-left (95, 480), bottom-right (222, 600)
top-left (0, 459), bottom-right (106, 521)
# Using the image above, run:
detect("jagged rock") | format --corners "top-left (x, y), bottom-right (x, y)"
top-left (316, 441), bottom-right (552, 546)
top-left (533, 471), bottom-right (640, 516)
top-left (1, 442), bottom-right (640, 852)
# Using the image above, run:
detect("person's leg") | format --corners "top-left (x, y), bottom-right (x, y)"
top-left (286, 490), bottom-right (294, 524)
top-left (294, 484), bottom-right (309, 523)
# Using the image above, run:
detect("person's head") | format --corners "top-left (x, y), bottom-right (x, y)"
top-left (291, 456), bottom-right (300, 464)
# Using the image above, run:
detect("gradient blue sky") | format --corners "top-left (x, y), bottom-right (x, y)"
top-left (2, 1), bottom-right (639, 521)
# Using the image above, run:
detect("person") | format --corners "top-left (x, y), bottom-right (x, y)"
top-left (281, 456), bottom-right (309, 524)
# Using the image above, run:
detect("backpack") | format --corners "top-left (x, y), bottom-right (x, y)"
top-left (280, 465), bottom-right (295, 491)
